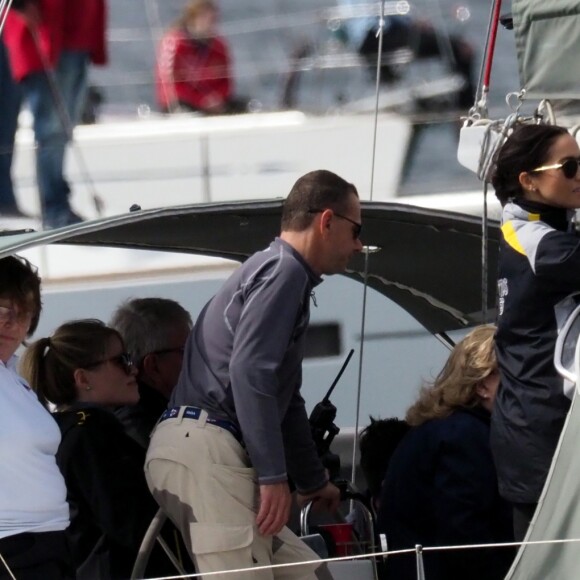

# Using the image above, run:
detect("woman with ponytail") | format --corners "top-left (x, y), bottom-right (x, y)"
top-left (21, 319), bottom-right (158, 579)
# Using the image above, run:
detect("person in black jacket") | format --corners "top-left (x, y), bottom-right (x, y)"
top-left (377, 325), bottom-right (514, 580)
top-left (110, 297), bottom-right (192, 449)
top-left (20, 319), bottom-right (158, 580)
top-left (110, 298), bottom-right (197, 576)
top-left (358, 417), bottom-right (410, 512)
top-left (491, 123), bottom-right (580, 540)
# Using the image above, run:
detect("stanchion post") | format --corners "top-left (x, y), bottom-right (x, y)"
top-left (415, 544), bottom-right (426, 580)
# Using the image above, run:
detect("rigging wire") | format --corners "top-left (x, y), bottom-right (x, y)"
top-left (349, 0), bottom-right (386, 488)
top-left (481, 180), bottom-right (488, 319)
top-left (479, 0), bottom-right (504, 321)
top-left (467, 0), bottom-right (503, 322)
top-left (0, 0), bottom-right (13, 38)
top-left (0, 551), bottom-right (17, 580)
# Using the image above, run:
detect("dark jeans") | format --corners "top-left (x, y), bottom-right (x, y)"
top-left (0, 40), bottom-right (22, 210)
top-left (21, 50), bottom-right (88, 227)
top-left (0, 530), bottom-right (74, 580)
top-left (512, 502), bottom-right (537, 543)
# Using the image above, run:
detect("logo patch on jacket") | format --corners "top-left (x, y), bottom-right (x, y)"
top-left (498, 278), bottom-right (508, 316)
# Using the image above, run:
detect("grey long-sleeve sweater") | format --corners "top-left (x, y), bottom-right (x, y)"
top-left (171, 238), bottom-right (328, 493)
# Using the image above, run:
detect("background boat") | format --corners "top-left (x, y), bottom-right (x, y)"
top-left (6, 0), bottom-right (518, 225)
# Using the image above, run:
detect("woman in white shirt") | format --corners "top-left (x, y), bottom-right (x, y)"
top-left (0, 255), bottom-right (72, 580)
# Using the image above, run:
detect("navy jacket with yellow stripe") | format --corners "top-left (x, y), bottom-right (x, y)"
top-left (492, 199), bottom-right (580, 504)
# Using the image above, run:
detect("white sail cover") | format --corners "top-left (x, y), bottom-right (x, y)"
top-left (506, 304), bottom-right (580, 579)
top-left (506, 392), bottom-right (580, 579)
top-left (513, 0), bottom-right (580, 99)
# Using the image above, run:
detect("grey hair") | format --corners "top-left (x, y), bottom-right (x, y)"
top-left (109, 298), bottom-right (192, 366)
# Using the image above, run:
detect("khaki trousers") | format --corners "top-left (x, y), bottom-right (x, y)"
top-left (145, 407), bottom-right (333, 579)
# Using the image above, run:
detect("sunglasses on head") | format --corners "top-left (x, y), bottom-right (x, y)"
top-left (86, 352), bottom-right (135, 375)
top-left (308, 209), bottom-right (362, 240)
top-left (531, 157), bottom-right (580, 180)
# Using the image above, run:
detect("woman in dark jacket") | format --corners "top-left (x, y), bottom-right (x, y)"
top-left (21, 320), bottom-right (158, 579)
top-left (491, 123), bottom-right (580, 540)
top-left (377, 325), bottom-right (514, 580)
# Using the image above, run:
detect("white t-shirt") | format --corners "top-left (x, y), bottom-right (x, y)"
top-left (0, 356), bottom-right (69, 539)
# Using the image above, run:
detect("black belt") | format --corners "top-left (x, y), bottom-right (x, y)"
top-left (160, 406), bottom-right (243, 445)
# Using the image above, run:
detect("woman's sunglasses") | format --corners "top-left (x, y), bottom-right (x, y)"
top-left (85, 352), bottom-right (135, 375)
top-left (531, 157), bottom-right (580, 180)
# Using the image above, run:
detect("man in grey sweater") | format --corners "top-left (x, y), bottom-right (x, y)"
top-left (145, 169), bottom-right (363, 579)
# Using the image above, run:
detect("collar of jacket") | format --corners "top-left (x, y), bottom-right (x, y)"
top-left (458, 405), bottom-right (491, 425)
top-left (505, 198), bottom-right (570, 231)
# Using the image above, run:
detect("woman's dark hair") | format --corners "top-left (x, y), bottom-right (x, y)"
top-left (0, 255), bottom-right (42, 336)
top-left (20, 319), bottom-right (122, 408)
top-left (492, 123), bottom-right (569, 205)
top-left (359, 417), bottom-right (410, 498)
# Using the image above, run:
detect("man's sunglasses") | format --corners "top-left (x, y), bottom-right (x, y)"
top-left (308, 209), bottom-right (362, 240)
top-left (85, 352), bottom-right (135, 375)
top-left (531, 157), bottom-right (580, 180)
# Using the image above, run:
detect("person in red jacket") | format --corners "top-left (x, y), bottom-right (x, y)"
top-left (156, 0), bottom-right (243, 115)
top-left (2, 0), bottom-right (107, 229)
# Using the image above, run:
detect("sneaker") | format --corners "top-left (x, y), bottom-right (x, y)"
top-left (43, 209), bottom-right (85, 230)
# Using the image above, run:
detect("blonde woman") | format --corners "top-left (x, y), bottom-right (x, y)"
top-left (376, 325), bottom-right (514, 580)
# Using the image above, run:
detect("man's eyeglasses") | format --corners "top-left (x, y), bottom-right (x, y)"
top-left (151, 347), bottom-right (185, 356)
top-left (85, 352), bottom-right (135, 375)
top-left (0, 305), bottom-right (33, 325)
top-left (531, 157), bottom-right (580, 180)
top-left (308, 209), bottom-right (362, 240)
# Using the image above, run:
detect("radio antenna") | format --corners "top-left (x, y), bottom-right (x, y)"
top-left (323, 348), bottom-right (354, 403)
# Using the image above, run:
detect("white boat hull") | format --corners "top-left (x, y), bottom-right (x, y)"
top-left (12, 111), bottom-right (412, 220)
